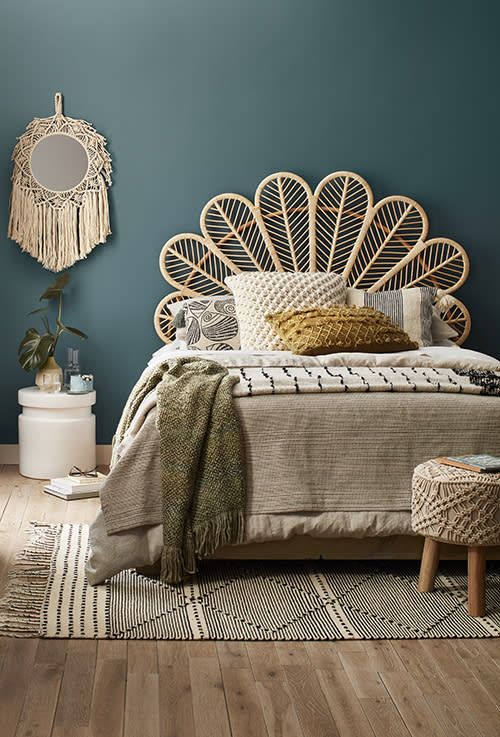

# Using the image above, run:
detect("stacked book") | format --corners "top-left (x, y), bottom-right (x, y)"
top-left (436, 454), bottom-right (500, 473)
top-left (43, 472), bottom-right (107, 500)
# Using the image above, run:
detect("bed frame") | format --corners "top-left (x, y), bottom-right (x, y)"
top-left (154, 170), bottom-right (470, 345)
top-left (152, 170), bottom-right (482, 561)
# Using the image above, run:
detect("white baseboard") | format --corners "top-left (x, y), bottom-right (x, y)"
top-left (0, 444), bottom-right (112, 466)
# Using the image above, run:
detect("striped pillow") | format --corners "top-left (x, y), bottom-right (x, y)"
top-left (346, 287), bottom-right (435, 346)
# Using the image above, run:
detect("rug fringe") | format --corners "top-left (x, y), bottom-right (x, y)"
top-left (0, 522), bottom-right (59, 637)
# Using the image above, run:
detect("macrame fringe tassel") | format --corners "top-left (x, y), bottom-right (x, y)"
top-left (0, 523), bottom-right (59, 637)
top-left (160, 511), bottom-right (245, 584)
top-left (8, 184), bottom-right (111, 272)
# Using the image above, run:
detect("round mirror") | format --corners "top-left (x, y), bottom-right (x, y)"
top-left (30, 133), bottom-right (89, 192)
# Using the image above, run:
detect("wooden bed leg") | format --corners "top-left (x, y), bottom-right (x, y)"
top-left (468, 546), bottom-right (486, 617)
top-left (418, 537), bottom-right (440, 592)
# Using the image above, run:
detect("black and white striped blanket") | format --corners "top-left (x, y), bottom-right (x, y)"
top-left (231, 366), bottom-right (500, 397)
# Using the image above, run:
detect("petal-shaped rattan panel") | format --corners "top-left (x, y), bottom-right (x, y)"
top-left (159, 234), bottom-right (234, 296)
top-left (434, 295), bottom-right (471, 345)
top-left (345, 196), bottom-right (429, 289)
top-left (154, 292), bottom-right (188, 343)
top-left (201, 194), bottom-right (279, 272)
top-left (255, 172), bottom-right (313, 271)
top-left (314, 172), bottom-right (373, 275)
top-left (368, 238), bottom-right (469, 294)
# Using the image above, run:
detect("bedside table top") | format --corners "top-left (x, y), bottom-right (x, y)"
top-left (18, 387), bottom-right (96, 409)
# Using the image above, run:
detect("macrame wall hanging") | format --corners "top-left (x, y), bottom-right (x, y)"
top-left (8, 92), bottom-right (112, 271)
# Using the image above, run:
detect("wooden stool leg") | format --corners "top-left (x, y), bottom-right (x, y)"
top-left (418, 537), bottom-right (440, 592)
top-left (468, 546), bottom-right (486, 617)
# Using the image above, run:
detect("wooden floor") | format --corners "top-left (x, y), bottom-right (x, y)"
top-left (1, 466), bottom-right (499, 737)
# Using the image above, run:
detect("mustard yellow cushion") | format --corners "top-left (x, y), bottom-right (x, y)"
top-left (266, 306), bottom-right (419, 355)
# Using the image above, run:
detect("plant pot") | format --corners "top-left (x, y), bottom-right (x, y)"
top-left (35, 356), bottom-right (63, 393)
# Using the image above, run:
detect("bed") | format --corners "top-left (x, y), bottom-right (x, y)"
top-left (86, 170), bottom-right (500, 584)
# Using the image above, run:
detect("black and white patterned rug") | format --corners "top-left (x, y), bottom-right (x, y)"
top-left (1, 523), bottom-right (499, 639)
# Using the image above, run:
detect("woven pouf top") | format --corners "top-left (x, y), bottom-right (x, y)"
top-left (411, 459), bottom-right (500, 546)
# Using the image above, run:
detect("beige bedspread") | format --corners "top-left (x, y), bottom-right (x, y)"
top-left (101, 391), bottom-right (500, 535)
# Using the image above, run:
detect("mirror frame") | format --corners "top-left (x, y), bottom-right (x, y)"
top-left (8, 92), bottom-right (112, 272)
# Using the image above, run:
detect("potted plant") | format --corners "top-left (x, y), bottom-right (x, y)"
top-left (18, 273), bottom-right (88, 392)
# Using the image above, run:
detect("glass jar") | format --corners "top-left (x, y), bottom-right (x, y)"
top-left (63, 348), bottom-right (81, 390)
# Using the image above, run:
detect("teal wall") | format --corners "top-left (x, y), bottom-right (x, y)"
top-left (1, 0), bottom-right (499, 443)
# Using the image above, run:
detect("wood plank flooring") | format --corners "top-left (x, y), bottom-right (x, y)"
top-left (0, 465), bottom-right (499, 737)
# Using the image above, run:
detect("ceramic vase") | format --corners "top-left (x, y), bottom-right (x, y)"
top-left (35, 356), bottom-right (63, 393)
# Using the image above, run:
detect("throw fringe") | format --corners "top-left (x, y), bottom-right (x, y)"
top-left (160, 546), bottom-right (194, 585)
top-left (0, 523), bottom-right (59, 637)
top-left (161, 510), bottom-right (245, 584)
top-left (194, 510), bottom-right (245, 557)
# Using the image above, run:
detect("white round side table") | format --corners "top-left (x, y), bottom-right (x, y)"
top-left (18, 387), bottom-right (96, 479)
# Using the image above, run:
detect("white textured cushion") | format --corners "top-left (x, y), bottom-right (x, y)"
top-left (347, 287), bottom-right (435, 347)
top-left (226, 272), bottom-right (346, 350)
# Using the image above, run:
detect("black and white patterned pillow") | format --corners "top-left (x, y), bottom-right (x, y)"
top-left (185, 296), bottom-right (240, 351)
top-left (347, 286), bottom-right (436, 346)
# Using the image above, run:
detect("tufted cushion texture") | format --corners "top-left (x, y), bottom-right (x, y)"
top-left (226, 272), bottom-right (346, 350)
top-left (266, 305), bottom-right (418, 355)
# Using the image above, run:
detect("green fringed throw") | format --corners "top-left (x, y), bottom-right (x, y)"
top-left (112, 357), bottom-right (245, 583)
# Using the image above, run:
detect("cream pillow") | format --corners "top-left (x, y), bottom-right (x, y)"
top-left (225, 272), bottom-right (346, 350)
top-left (431, 307), bottom-right (458, 344)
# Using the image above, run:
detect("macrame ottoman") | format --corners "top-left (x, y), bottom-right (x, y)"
top-left (411, 459), bottom-right (500, 616)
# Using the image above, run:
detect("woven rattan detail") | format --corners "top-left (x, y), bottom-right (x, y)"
top-left (411, 460), bottom-right (500, 546)
top-left (266, 306), bottom-right (418, 356)
top-left (155, 171), bottom-right (471, 344)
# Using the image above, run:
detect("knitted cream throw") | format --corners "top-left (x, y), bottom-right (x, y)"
top-left (112, 357), bottom-right (244, 583)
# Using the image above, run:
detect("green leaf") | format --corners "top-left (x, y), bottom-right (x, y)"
top-left (18, 329), bottom-right (55, 372)
top-left (56, 319), bottom-right (88, 340)
top-left (40, 272), bottom-right (70, 301)
top-left (63, 325), bottom-right (88, 340)
top-left (18, 327), bottom-right (39, 354)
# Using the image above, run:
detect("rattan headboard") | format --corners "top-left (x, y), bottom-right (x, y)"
top-left (155, 171), bottom-right (470, 344)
